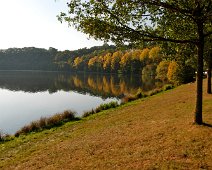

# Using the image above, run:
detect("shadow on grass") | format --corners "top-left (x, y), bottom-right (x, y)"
top-left (202, 122), bottom-right (212, 128)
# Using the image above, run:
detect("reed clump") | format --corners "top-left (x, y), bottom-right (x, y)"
top-left (15, 110), bottom-right (77, 137)
top-left (0, 132), bottom-right (10, 142)
top-left (83, 101), bottom-right (119, 117)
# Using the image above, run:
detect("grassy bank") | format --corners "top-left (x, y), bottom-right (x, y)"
top-left (3, 84), bottom-right (171, 138)
top-left (0, 80), bottom-right (211, 169)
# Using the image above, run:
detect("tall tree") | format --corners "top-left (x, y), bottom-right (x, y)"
top-left (59, 0), bottom-right (212, 124)
top-left (205, 35), bottom-right (212, 94)
top-left (206, 51), bottom-right (212, 94)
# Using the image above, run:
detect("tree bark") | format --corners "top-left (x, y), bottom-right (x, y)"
top-left (194, 20), bottom-right (204, 125)
top-left (207, 52), bottom-right (212, 94)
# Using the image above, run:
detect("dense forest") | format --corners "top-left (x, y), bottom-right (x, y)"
top-left (0, 44), bottom-right (116, 71)
top-left (0, 44), bottom-right (197, 85)
top-left (0, 47), bottom-right (58, 71)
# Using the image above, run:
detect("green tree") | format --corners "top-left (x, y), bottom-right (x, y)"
top-left (59, 0), bottom-right (212, 124)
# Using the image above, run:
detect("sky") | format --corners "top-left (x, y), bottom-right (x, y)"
top-left (0, 0), bottom-right (103, 51)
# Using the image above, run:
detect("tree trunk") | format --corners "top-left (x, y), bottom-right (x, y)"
top-left (207, 52), bottom-right (212, 94)
top-left (194, 21), bottom-right (204, 125)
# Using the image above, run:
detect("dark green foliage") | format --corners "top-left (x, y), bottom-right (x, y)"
top-left (178, 65), bottom-right (196, 84)
top-left (0, 47), bottom-right (58, 71)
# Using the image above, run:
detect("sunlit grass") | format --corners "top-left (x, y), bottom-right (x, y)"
top-left (5, 84), bottom-right (174, 140)
top-left (0, 80), bottom-right (211, 169)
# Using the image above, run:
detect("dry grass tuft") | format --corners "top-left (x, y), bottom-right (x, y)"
top-left (15, 110), bottom-right (77, 137)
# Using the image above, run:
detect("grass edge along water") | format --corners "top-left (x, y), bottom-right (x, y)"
top-left (0, 84), bottom-right (174, 142)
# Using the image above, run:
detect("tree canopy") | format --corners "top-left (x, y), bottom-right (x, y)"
top-left (59, 0), bottom-right (212, 124)
top-left (59, 0), bottom-right (211, 45)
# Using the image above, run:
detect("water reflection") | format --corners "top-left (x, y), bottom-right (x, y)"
top-left (0, 71), bottom-right (161, 134)
top-left (0, 71), bottom-right (160, 98)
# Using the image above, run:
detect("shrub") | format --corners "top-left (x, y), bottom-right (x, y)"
top-left (148, 88), bottom-right (163, 96)
top-left (82, 109), bottom-right (95, 117)
top-left (95, 102), bottom-right (118, 113)
top-left (62, 110), bottom-right (75, 120)
top-left (39, 117), bottom-right (47, 129)
top-left (83, 102), bottom-right (119, 118)
top-left (0, 131), bottom-right (10, 142)
top-left (121, 95), bottom-right (137, 104)
top-left (0, 132), bottom-right (4, 141)
top-left (136, 89), bottom-right (147, 98)
top-left (163, 84), bottom-right (174, 91)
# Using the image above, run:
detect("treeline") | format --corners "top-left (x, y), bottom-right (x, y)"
top-left (0, 44), bottom-right (196, 85)
top-left (65, 46), bottom-right (161, 75)
top-left (54, 44), bottom-right (117, 71)
top-left (0, 44), bottom-right (116, 71)
top-left (69, 45), bottom-right (196, 85)
top-left (0, 47), bottom-right (58, 71)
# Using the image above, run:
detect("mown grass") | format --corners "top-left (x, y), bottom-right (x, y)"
top-left (0, 80), bottom-right (211, 170)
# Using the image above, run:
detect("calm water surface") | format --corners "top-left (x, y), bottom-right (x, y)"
top-left (0, 71), bottom-right (159, 134)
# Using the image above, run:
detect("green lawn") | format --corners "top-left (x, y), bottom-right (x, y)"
top-left (0, 80), bottom-right (211, 170)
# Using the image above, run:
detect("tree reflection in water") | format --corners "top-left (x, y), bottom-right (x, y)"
top-left (0, 71), bottom-right (162, 99)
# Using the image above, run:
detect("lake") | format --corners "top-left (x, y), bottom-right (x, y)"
top-left (0, 71), bottom-right (160, 134)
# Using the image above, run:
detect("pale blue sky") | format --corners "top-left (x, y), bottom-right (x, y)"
top-left (0, 0), bottom-right (103, 51)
